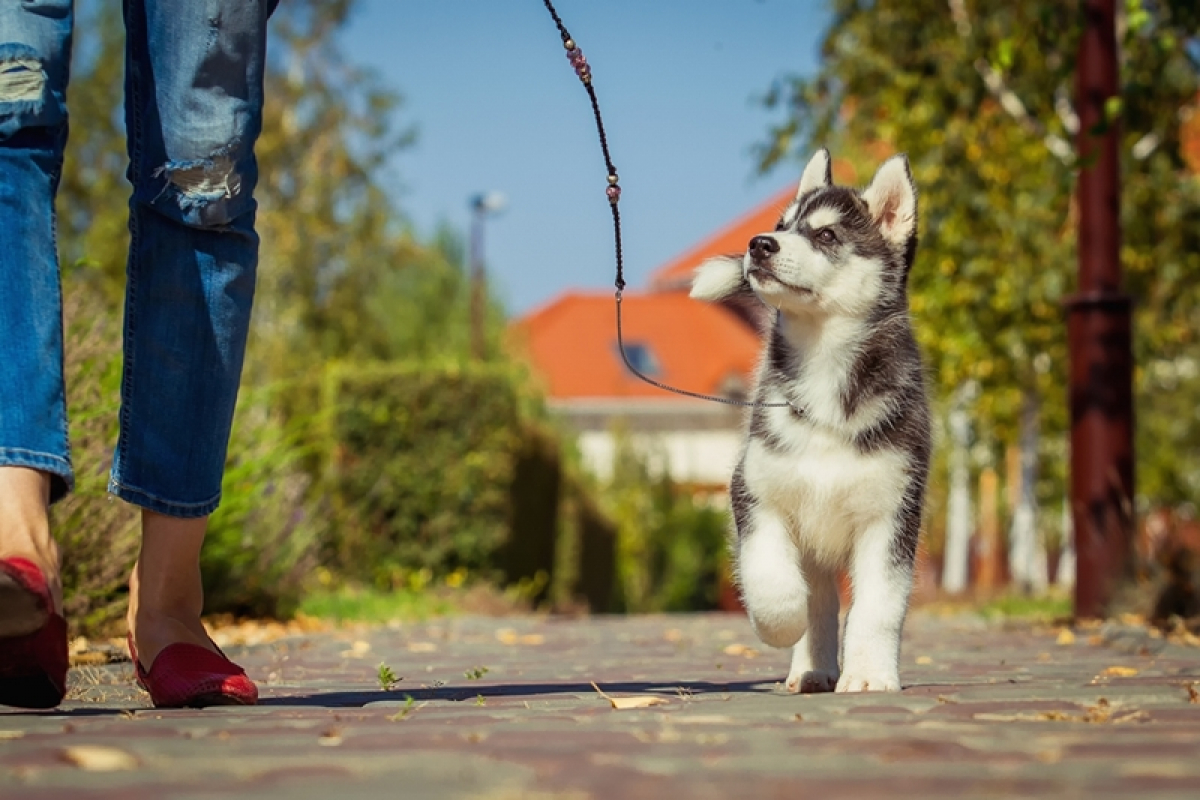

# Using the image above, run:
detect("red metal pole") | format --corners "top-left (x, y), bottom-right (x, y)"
top-left (1066, 0), bottom-right (1134, 619)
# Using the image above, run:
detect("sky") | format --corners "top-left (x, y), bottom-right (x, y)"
top-left (339, 0), bottom-right (830, 316)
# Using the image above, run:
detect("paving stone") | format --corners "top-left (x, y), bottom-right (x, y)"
top-left (2, 610), bottom-right (1199, 798)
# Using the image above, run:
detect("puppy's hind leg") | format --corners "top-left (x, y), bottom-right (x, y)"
top-left (786, 558), bottom-right (840, 693)
top-left (737, 509), bottom-right (807, 649)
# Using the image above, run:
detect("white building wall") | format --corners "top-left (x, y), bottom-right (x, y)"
top-left (577, 429), bottom-right (742, 485)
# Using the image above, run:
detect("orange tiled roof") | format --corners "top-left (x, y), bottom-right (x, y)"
top-left (512, 291), bottom-right (759, 400)
top-left (648, 185), bottom-right (796, 292)
top-left (649, 159), bottom-right (861, 291)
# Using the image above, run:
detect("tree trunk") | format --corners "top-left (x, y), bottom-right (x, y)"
top-left (942, 384), bottom-right (974, 593)
top-left (1008, 390), bottom-right (1049, 593)
top-left (1056, 498), bottom-right (1077, 588)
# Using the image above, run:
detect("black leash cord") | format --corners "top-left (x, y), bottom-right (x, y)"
top-left (540, 0), bottom-right (792, 411)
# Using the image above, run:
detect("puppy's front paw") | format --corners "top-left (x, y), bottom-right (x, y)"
top-left (785, 669), bottom-right (838, 694)
top-left (835, 671), bottom-right (901, 693)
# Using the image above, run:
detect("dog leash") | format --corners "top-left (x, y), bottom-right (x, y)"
top-left (540, 0), bottom-right (795, 413)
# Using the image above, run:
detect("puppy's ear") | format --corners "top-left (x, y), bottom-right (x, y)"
top-left (862, 154), bottom-right (917, 247)
top-left (796, 148), bottom-right (832, 199)
top-left (690, 256), bottom-right (747, 302)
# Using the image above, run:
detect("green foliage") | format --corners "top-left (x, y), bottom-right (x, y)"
top-left (318, 361), bottom-right (530, 587)
top-left (604, 431), bottom-right (731, 613)
top-left (760, 0), bottom-right (1200, 508)
top-left (201, 386), bottom-right (323, 619)
top-left (58, 0), bottom-right (132, 298)
top-left (976, 590), bottom-right (1073, 623)
top-left (52, 288), bottom-right (138, 637)
top-left (299, 584), bottom-right (455, 622)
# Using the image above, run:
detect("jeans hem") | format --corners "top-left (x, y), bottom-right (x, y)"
top-left (107, 478), bottom-right (219, 519)
top-left (0, 448), bottom-right (74, 503)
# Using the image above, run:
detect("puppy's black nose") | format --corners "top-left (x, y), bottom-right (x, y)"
top-left (748, 235), bottom-right (780, 261)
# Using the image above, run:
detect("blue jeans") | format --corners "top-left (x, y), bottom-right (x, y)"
top-left (0, 0), bottom-right (274, 518)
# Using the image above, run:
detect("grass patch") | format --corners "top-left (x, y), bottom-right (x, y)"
top-left (298, 585), bottom-right (455, 623)
top-left (976, 590), bottom-right (1073, 622)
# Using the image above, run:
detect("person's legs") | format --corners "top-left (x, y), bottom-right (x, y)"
top-left (0, 0), bottom-right (74, 613)
top-left (115, 0), bottom-right (272, 671)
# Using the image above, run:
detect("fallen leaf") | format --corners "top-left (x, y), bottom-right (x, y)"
top-left (0, 731), bottom-right (25, 740)
top-left (722, 644), bottom-right (760, 658)
top-left (611, 696), bottom-right (669, 710)
top-left (663, 629), bottom-right (684, 642)
top-left (1036, 748), bottom-right (1063, 764)
top-left (915, 655), bottom-right (933, 665)
top-left (406, 641), bottom-right (437, 653)
top-left (1187, 684), bottom-right (1199, 704)
top-left (1055, 629), bottom-right (1076, 645)
top-left (1099, 666), bottom-right (1138, 678)
top-left (591, 682), bottom-right (668, 710)
top-left (339, 640), bottom-right (371, 658)
top-left (61, 746), bottom-right (138, 772)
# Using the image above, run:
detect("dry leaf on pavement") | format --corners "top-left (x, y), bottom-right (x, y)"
top-left (591, 682), bottom-right (668, 710)
top-left (60, 745), bottom-right (138, 772)
top-left (722, 644), bottom-right (760, 658)
top-left (1098, 666), bottom-right (1139, 678)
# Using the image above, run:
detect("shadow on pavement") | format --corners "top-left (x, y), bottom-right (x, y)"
top-left (258, 678), bottom-right (780, 707)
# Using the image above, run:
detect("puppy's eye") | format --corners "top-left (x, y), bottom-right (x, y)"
top-left (815, 228), bottom-right (838, 245)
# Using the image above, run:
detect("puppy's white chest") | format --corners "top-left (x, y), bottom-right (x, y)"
top-left (744, 420), bottom-right (908, 563)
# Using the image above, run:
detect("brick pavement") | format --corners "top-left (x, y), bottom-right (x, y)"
top-left (2, 610), bottom-right (1199, 799)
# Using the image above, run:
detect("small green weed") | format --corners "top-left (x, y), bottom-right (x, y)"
top-left (464, 665), bottom-right (490, 681)
top-left (388, 695), bottom-right (420, 721)
top-left (377, 662), bottom-right (400, 691)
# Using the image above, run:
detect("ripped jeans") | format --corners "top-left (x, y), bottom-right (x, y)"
top-left (0, 0), bottom-right (275, 517)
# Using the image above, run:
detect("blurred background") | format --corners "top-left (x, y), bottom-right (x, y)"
top-left (52, 0), bottom-right (1200, 634)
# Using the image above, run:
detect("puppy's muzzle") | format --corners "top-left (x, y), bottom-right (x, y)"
top-left (748, 235), bottom-right (780, 264)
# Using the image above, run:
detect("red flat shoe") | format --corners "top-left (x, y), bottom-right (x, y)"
top-left (127, 635), bottom-right (258, 708)
top-left (0, 557), bottom-right (68, 709)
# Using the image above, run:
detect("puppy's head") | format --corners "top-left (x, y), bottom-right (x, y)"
top-left (691, 149), bottom-right (917, 318)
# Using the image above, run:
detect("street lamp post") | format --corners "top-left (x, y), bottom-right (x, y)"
top-left (1067, 0), bottom-right (1134, 619)
top-left (469, 192), bottom-right (506, 360)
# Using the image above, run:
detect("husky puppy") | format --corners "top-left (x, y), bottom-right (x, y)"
top-left (690, 150), bottom-right (931, 693)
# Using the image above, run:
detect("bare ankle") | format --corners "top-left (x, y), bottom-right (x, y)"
top-left (0, 467), bottom-right (60, 610)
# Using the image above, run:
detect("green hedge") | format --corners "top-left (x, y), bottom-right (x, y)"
top-left (318, 361), bottom-right (532, 588)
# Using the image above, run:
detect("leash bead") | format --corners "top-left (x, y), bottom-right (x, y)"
top-left (607, 174), bottom-right (619, 185)
top-left (564, 38), bottom-right (576, 51)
